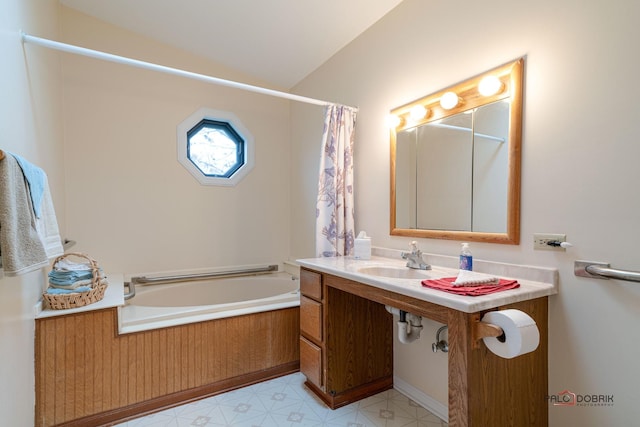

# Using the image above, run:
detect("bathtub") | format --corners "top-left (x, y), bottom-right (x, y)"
top-left (118, 271), bottom-right (300, 334)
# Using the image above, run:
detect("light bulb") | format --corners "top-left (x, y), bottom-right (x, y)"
top-left (409, 105), bottom-right (427, 121)
top-left (478, 75), bottom-right (504, 96)
top-left (440, 92), bottom-right (459, 110)
top-left (386, 114), bottom-right (402, 129)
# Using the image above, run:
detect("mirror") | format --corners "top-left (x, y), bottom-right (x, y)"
top-left (390, 58), bottom-right (524, 244)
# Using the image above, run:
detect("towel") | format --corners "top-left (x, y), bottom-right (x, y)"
top-left (48, 257), bottom-right (106, 288)
top-left (49, 280), bottom-right (90, 290)
top-left (48, 268), bottom-right (96, 285)
top-left (34, 174), bottom-right (63, 259)
top-left (11, 152), bottom-right (46, 218)
top-left (0, 154), bottom-right (48, 275)
top-left (55, 259), bottom-right (93, 271)
top-left (48, 270), bottom-right (106, 285)
top-left (421, 277), bottom-right (520, 296)
top-left (46, 286), bottom-right (92, 295)
top-left (452, 269), bottom-right (500, 286)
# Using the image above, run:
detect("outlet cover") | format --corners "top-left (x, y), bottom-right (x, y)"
top-left (533, 233), bottom-right (567, 250)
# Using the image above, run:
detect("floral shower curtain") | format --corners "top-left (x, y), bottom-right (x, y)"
top-left (315, 104), bottom-right (357, 257)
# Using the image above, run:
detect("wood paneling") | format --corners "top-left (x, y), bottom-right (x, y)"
top-left (35, 307), bottom-right (300, 427)
top-left (325, 285), bottom-right (393, 394)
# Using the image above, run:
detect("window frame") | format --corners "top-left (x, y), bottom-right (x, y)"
top-left (177, 108), bottom-right (254, 186)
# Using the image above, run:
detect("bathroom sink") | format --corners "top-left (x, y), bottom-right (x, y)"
top-left (356, 266), bottom-right (430, 279)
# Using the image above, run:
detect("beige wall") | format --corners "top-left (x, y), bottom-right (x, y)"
top-left (60, 8), bottom-right (291, 275)
top-left (2, 4), bottom-right (292, 424)
top-left (0, 0), bottom-right (64, 424)
top-left (292, 0), bottom-right (640, 425)
top-left (5, 0), bottom-right (639, 425)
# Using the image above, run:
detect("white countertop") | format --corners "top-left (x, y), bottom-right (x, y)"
top-left (297, 254), bottom-right (558, 313)
top-left (35, 273), bottom-right (125, 319)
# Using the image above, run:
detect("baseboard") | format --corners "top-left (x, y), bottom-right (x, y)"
top-left (393, 375), bottom-right (448, 423)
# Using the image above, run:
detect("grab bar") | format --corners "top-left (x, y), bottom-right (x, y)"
top-left (574, 260), bottom-right (640, 283)
top-left (124, 264), bottom-right (278, 300)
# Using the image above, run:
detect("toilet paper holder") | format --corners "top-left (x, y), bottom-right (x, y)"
top-left (471, 314), bottom-right (505, 349)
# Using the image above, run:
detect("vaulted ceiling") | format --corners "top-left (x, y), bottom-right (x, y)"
top-left (60, 0), bottom-right (404, 89)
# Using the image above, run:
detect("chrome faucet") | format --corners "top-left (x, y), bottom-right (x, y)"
top-left (401, 241), bottom-right (431, 270)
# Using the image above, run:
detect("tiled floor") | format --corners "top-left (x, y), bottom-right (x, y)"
top-left (115, 373), bottom-right (448, 427)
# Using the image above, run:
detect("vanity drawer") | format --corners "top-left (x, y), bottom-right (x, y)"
top-left (300, 295), bottom-right (322, 342)
top-left (300, 336), bottom-right (322, 388)
top-left (300, 269), bottom-right (322, 300)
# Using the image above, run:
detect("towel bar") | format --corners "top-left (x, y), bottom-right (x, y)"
top-left (574, 260), bottom-right (640, 283)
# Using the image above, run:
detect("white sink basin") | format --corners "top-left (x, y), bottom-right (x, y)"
top-left (357, 266), bottom-right (430, 279)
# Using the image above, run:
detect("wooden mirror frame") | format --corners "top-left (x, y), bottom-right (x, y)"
top-left (390, 58), bottom-right (524, 244)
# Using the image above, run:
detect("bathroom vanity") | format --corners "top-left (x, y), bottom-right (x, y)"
top-left (297, 254), bottom-right (557, 427)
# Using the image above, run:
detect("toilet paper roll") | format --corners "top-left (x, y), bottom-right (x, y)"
top-left (481, 309), bottom-right (540, 359)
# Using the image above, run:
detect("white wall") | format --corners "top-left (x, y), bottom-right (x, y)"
top-left (0, 0), bottom-right (63, 424)
top-left (291, 0), bottom-right (640, 425)
top-left (60, 8), bottom-right (291, 275)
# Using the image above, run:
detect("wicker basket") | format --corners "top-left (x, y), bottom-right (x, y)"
top-left (43, 252), bottom-right (108, 310)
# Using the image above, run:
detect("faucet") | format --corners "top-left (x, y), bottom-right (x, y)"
top-left (401, 241), bottom-right (431, 270)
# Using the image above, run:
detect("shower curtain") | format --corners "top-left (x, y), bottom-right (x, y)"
top-left (315, 105), bottom-right (357, 257)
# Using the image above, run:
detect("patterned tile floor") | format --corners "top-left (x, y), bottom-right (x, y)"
top-left (115, 373), bottom-right (448, 427)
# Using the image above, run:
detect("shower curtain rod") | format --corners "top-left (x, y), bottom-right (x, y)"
top-left (21, 32), bottom-right (356, 110)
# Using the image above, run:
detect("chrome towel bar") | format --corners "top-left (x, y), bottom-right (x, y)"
top-left (574, 260), bottom-right (640, 283)
top-left (124, 264), bottom-right (278, 300)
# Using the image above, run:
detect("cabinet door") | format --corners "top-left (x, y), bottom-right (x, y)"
top-left (300, 295), bottom-right (322, 343)
top-left (300, 336), bottom-right (322, 388)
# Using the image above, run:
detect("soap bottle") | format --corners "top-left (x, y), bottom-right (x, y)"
top-left (459, 243), bottom-right (472, 271)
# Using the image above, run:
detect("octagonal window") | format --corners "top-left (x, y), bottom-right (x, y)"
top-left (177, 108), bottom-right (254, 186)
top-left (187, 119), bottom-right (244, 178)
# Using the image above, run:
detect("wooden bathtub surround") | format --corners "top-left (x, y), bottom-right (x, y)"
top-left (299, 267), bottom-right (548, 427)
top-left (35, 306), bottom-right (300, 426)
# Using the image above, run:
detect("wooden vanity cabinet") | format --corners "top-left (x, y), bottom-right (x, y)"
top-left (299, 266), bottom-right (549, 427)
top-left (299, 268), bottom-right (393, 408)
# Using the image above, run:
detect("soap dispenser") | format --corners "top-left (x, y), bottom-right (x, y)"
top-left (459, 242), bottom-right (472, 271)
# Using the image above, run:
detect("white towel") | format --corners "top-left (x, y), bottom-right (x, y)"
top-left (452, 269), bottom-right (500, 287)
top-left (34, 174), bottom-right (63, 260)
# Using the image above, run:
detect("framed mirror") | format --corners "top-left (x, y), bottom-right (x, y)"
top-left (390, 58), bottom-right (524, 244)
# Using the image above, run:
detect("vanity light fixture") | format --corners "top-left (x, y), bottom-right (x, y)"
top-left (387, 114), bottom-right (403, 129)
top-left (409, 105), bottom-right (428, 121)
top-left (478, 75), bottom-right (504, 97)
top-left (440, 91), bottom-right (460, 110)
